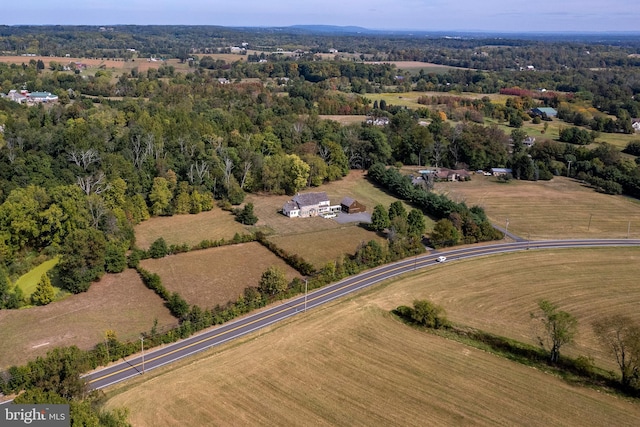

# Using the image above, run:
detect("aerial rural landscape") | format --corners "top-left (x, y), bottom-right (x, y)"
top-left (1, 6), bottom-right (640, 425)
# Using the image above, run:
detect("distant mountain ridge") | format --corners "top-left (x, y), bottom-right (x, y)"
top-left (287, 25), bottom-right (376, 34)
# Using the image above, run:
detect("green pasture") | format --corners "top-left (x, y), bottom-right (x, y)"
top-left (14, 257), bottom-right (60, 297)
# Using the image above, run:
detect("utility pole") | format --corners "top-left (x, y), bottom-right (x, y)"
top-left (140, 336), bottom-right (145, 374)
top-left (304, 279), bottom-right (308, 312)
top-left (628, 221), bottom-right (631, 239)
top-left (588, 213), bottom-right (593, 231)
top-left (567, 160), bottom-right (572, 177)
top-left (505, 218), bottom-right (509, 238)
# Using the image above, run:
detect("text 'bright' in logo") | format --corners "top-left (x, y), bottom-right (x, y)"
top-left (1, 405), bottom-right (69, 426)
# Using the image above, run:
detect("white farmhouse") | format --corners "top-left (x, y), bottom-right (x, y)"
top-left (283, 192), bottom-right (339, 218)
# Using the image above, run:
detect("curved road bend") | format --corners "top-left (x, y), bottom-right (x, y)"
top-left (82, 239), bottom-right (640, 390)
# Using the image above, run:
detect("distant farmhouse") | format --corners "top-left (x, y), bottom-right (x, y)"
top-left (632, 119), bottom-right (640, 133)
top-left (4, 90), bottom-right (58, 104)
top-left (418, 168), bottom-right (471, 182)
top-left (365, 115), bottom-right (389, 126)
top-left (491, 168), bottom-right (512, 177)
top-left (531, 107), bottom-right (557, 118)
top-left (282, 192), bottom-right (341, 218)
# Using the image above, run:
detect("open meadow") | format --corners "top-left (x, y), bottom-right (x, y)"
top-left (268, 227), bottom-right (386, 269)
top-left (139, 242), bottom-right (301, 308)
top-left (0, 269), bottom-right (177, 369)
top-left (134, 207), bottom-right (247, 250)
top-left (103, 248), bottom-right (640, 426)
top-left (484, 118), bottom-right (637, 151)
top-left (13, 257), bottom-right (60, 298)
top-left (433, 175), bottom-right (640, 240)
top-left (368, 91), bottom-right (512, 110)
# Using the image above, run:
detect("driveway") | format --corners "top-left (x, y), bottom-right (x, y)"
top-left (333, 212), bottom-right (372, 224)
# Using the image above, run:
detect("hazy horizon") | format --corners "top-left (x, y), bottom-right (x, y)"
top-left (4, 1), bottom-right (639, 33)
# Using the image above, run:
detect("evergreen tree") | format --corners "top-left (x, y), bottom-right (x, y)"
top-left (31, 273), bottom-right (55, 306)
top-left (236, 203), bottom-right (258, 225)
top-left (149, 238), bottom-right (168, 259)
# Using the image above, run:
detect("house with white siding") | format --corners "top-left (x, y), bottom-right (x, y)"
top-left (282, 192), bottom-right (340, 218)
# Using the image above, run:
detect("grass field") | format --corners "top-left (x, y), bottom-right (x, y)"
top-left (103, 248), bottom-right (640, 426)
top-left (0, 269), bottom-right (177, 369)
top-left (369, 91), bottom-right (512, 110)
top-left (369, 247), bottom-right (640, 370)
top-left (14, 257), bottom-right (60, 297)
top-left (134, 208), bottom-right (247, 250)
top-left (139, 242), bottom-right (301, 308)
top-left (318, 115), bottom-right (366, 125)
top-left (433, 174), bottom-right (640, 240)
top-left (385, 60), bottom-right (464, 74)
top-left (268, 226), bottom-right (386, 268)
top-left (484, 117), bottom-right (637, 150)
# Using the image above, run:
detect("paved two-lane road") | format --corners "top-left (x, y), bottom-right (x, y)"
top-left (83, 238), bottom-right (640, 391)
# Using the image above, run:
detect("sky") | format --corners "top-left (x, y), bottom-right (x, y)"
top-left (4, 0), bottom-right (640, 33)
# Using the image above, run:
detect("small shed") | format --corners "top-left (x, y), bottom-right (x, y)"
top-left (341, 197), bottom-right (366, 214)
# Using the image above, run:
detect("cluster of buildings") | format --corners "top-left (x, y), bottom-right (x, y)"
top-left (2, 90), bottom-right (58, 104)
top-left (282, 192), bottom-right (366, 218)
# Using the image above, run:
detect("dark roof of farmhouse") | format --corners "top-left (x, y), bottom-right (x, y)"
top-left (292, 192), bottom-right (329, 207)
top-left (341, 196), bottom-right (356, 206)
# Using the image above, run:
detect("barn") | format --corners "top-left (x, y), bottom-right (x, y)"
top-left (341, 197), bottom-right (366, 214)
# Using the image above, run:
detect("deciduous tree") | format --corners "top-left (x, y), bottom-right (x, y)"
top-left (430, 219), bottom-right (460, 248)
top-left (149, 177), bottom-right (172, 216)
top-left (258, 266), bottom-right (287, 296)
top-left (55, 228), bottom-right (107, 294)
top-left (531, 299), bottom-right (578, 364)
top-left (407, 209), bottom-right (426, 238)
top-left (592, 314), bottom-right (640, 388)
top-left (411, 299), bottom-right (448, 329)
top-left (369, 204), bottom-right (390, 232)
top-left (388, 201), bottom-right (407, 221)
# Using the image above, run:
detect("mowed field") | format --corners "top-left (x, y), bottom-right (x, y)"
top-left (139, 242), bottom-right (301, 308)
top-left (103, 248), bottom-right (640, 426)
top-left (0, 269), bottom-right (177, 369)
top-left (268, 227), bottom-right (386, 268)
top-left (369, 247), bottom-right (640, 371)
top-left (134, 207), bottom-right (247, 250)
top-left (433, 174), bottom-right (640, 240)
top-left (369, 91), bottom-right (512, 110)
